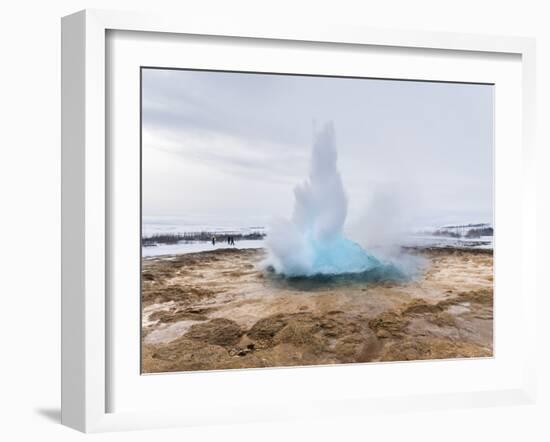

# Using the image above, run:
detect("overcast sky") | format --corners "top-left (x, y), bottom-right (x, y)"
top-left (142, 68), bottom-right (493, 229)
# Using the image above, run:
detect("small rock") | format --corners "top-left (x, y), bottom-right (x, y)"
top-left (376, 329), bottom-right (391, 339)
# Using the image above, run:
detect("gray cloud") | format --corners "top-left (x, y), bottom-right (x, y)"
top-left (142, 68), bottom-right (493, 228)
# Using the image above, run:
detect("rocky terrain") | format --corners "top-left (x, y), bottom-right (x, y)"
top-left (141, 247), bottom-right (493, 373)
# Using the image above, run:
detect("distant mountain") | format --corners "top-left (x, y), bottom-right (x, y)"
top-left (420, 223), bottom-right (493, 239)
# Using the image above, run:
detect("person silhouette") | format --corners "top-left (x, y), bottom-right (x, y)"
top-left (211, 235), bottom-right (216, 246)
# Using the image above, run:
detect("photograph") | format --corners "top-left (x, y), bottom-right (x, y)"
top-left (140, 68), bottom-right (494, 373)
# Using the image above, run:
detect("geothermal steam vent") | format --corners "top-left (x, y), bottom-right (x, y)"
top-left (266, 122), bottom-right (391, 277)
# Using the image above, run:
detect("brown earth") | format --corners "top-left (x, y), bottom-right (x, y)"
top-left (141, 247), bottom-right (493, 373)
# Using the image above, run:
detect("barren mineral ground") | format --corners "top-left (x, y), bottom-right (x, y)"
top-left (141, 247), bottom-right (493, 373)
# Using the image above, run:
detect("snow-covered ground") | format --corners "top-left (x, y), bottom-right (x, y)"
top-left (402, 234), bottom-right (493, 250)
top-left (142, 239), bottom-right (266, 258)
top-left (141, 219), bottom-right (493, 258)
top-left (142, 234), bottom-right (493, 258)
top-left (141, 218), bottom-right (267, 257)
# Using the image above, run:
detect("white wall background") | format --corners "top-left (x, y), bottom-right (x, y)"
top-left (0, 1), bottom-right (547, 441)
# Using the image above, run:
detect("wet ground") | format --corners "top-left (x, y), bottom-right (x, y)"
top-left (141, 247), bottom-right (493, 373)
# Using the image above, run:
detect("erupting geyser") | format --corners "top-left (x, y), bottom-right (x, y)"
top-left (266, 122), bottom-right (394, 278)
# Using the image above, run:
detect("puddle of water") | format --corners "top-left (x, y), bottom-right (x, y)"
top-left (142, 301), bottom-right (176, 327)
top-left (447, 302), bottom-right (471, 315)
top-left (144, 320), bottom-right (198, 344)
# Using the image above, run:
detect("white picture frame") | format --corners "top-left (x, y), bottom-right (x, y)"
top-left (61, 9), bottom-right (537, 433)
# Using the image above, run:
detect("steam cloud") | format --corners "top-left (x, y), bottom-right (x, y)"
top-left (266, 122), bottom-right (398, 278)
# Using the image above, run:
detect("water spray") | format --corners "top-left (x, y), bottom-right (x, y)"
top-left (266, 122), bottom-right (400, 278)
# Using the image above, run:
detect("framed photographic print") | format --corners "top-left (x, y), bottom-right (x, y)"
top-left (61, 9), bottom-right (538, 432)
top-left (139, 68), bottom-right (495, 373)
